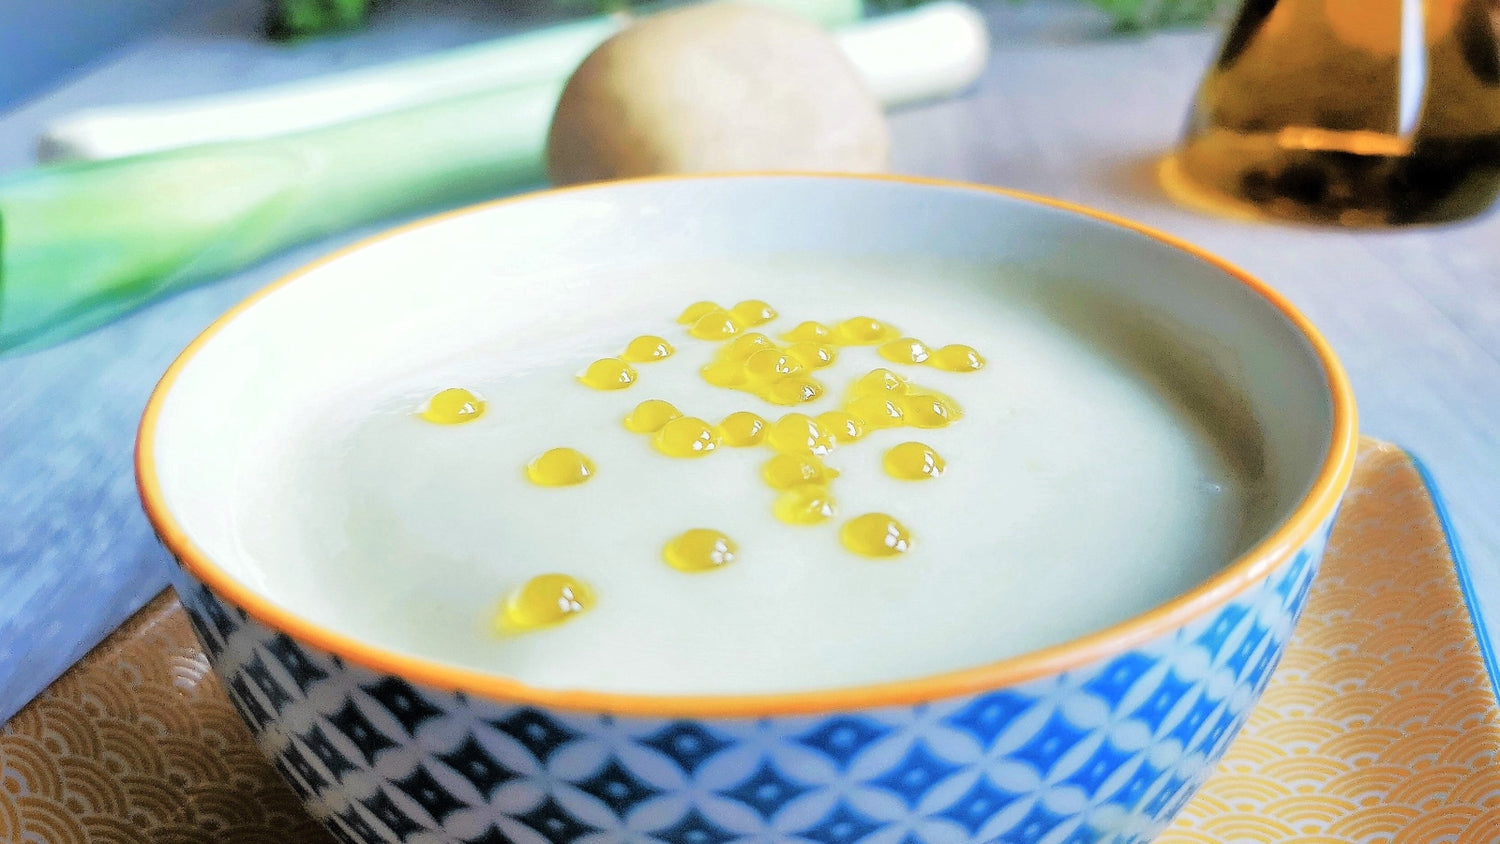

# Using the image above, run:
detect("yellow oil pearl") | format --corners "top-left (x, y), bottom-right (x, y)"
top-left (884, 442), bottom-right (945, 480)
top-left (498, 574), bottom-right (594, 632)
top-left (579, 358), bottom-right (637, 390)
top-left (701, 359), bottom-right (748, 388)
top-left (774, 485), bottom-right (837, 525)
top-left (850, 368), bottom-right (911, 398)
top-left (786, 342), bottom-right (836, 369)
top-left (419, 388), bottom-right (485, 424)
top-left (624, 399), bottom-right (682, 433)
top-left (878, 337), bottom-right (932, 365)
top-left (762, 453), bottom-right (840, 489)
top-left (840, 513), bottom-right (912, 557)
top-left (817, 411), bottom-right (865, 446)
top-left (765, 375), bottom-right (825, 406)
top-left (525, 448), bottom-right (597, 486)
top-left (688, 310), bottom-right (742, 341)
top-left (663, 528), bottom-right (738, 572)
top-left (654, 416), bottom-right (720, 457)
top-left (677, 301), bottom-right (722, 324)
top-left (744, 349), bottom-right (803, 381)
top-left (783, 321), bottom-right (832, 342)
top-left (717, 411), bottom-right (768, 447)
top-left (724, 332), bottom-right (775, 361)
top-left (833, 316), bottom-right (898, 345)
top-left (929, 344), bottom-right (987, 372)
top-left (622, 335), bottom-right (675, 363)
top-left (846, 395), bottom-right (906, 429)
top-left (730, 300), bottom-right (778, 326)
top-left (901, 393), bottom-right (962, 428)
top-left (767, 413), bottom-right (834, 455)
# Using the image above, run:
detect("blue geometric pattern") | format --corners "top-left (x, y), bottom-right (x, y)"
top-left (1012, 710), bottom-right (1090, 778)
top-left (869, 742), bottom-right (962, 809)
top-left (516, 795), bottom-right (598, 843)
top-left (640, 721), bottom-right (733, 775)
top-left (492, 708), bottom-right (581, 765)
top-left (999, 801), bottom-right (1069, 843)
top-left (654, 808), bottom-right (739, 844)
top-left (579, 756), bottom-right (663, 817)
top-left (942, 690), bottom-right (1034, 747)
top-left (720, 759), bottom-right (815, 819)
top-left (1060, 740), bottom-right (1136, 799)
top-left (794, 716), bottom-right (893, 771)
top-left (798, 801), bottom-right (884, 844)
top-left (938, 776), bottom-right (1023, 835)
top-left (167, 512), bottom-right (1334, 844)
top-left (437, 735), bottom-right (519, 799)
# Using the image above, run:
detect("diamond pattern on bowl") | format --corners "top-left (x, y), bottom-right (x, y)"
top-left (868, 741), bottom-right (963, 809)
top-left (578, 756), bottom-right (665, 818)
top-left (638, 721), bottom-right (733, 775)
top-left (796, 800), bottom-right (885, 844)
top-left (719, 758), bottom-right (816, 819)
top-left (164, 505), bottom-right (1332, 843)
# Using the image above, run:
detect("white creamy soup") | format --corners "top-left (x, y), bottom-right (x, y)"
top-left (233, 256), bottom-right (1257, 695)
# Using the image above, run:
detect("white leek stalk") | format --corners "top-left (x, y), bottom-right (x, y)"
top-left (40, 2), bottom-right (989, 162)
top-left (39, 0), bottom-right (869, 162)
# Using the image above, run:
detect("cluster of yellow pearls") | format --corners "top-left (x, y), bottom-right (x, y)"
top-left (418, 388), bottom-right (485, 424)
top-left (678, 299), bottom-right (779, 341)
top-left (579, 334), bottom-right (677, 391)
top-left (496, 574), bottom-right (594, 632)
top-left (426, 300), bottom-right (989, 635)
top-left (699, 331), bottom-right (835, 407)
top-left (878, 337), bottom-right (986, 372)
top-left (845, 367), bottom-right (964, 432)
top-left (648, 306), bottom-right (976, 554)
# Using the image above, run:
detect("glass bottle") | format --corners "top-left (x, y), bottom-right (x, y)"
top-left (1169, 0), bottom-right (1500, 225)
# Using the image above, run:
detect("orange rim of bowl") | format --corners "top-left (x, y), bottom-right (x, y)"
top-left (136, 172), bottom-right (1359, 719)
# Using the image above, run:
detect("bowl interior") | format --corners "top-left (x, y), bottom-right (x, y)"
top-left (144, 175), bottom-right (1341, 695)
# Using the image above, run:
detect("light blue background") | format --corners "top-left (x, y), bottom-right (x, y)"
top-left (0, 0), bottom-right (555, 721)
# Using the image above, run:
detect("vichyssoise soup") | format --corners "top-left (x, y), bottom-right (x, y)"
top-left (234, 256), bottom-right (1260, 695)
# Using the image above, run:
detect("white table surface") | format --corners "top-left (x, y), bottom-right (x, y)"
top-left (2, 0), bottom-right (1496, 721)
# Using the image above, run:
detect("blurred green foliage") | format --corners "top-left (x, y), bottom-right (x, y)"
top-left (266, 0), bottom-right (372, 39)
top-left (265, 0), bottom-right (1232, 40)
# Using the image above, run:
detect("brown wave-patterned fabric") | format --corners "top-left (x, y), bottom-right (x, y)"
top-left (0, 590), bottom-right (332, 844)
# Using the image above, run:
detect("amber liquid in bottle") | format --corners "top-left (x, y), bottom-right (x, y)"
top-left (1173, 0), bottom-right (1500, 225)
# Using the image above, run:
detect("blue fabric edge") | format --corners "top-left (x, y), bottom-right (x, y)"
top-left (1408, 450), bottom-right (1500, 706)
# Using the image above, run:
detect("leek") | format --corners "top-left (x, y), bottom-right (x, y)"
top-left (42, 0), bottom-right (862, 161)
top-left (1, 82), bottom-right (558, 353)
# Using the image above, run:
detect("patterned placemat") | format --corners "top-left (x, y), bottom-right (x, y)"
top-left (3, 439), bottom-right (1495, 843)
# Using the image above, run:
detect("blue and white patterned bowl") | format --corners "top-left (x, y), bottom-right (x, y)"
top-left (138, 175), bottom-right (1358, 844)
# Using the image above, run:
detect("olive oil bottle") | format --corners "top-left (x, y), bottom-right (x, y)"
top-left (1172, 0), bottom-right (1500, 225)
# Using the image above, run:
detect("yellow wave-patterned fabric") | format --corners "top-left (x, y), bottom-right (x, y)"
top-left (1, 440), bottom-right (1495, 842)
top-left (1162, 440), bottom-right (1500, 843)
top-left (0, 592), bottom-right (330, 843)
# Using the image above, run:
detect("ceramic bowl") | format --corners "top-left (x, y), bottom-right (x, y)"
top-left (137, 174), bottom-right (1357, 844)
